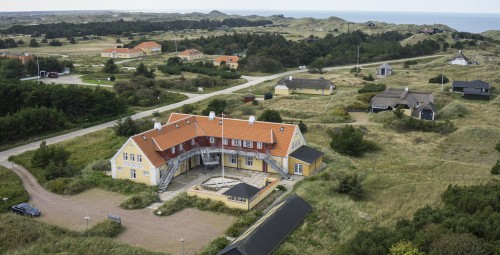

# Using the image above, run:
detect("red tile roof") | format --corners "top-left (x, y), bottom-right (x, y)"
top-left (214, 55), bottom-right (239, 64)
top-left (102, 48), bottom-right (144, 54)
top-left (178, 49), bottom-right (203, 56)
top-left (135, 41), bottom-right (161, 48)
top-left (131, 113), bottom-right (297, 167)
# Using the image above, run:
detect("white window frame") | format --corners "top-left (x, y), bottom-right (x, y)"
top-left (179, 143), bottom-right (183, 151)
top-left (130, 153), bottom-right (135, 161)
top-left (243, 140), bottom-right (253, 148)
top-left (117, 167), bottom-right (123, 171)
top-left (223, 138), bottom-right (229, 145)
top-left (143, 171), bottom-right (149, 176)
top-left (171, 146), bottom-right (176, 154)
top-left (210, 136), bottom-right (215, 143)
top-left (191, 139), bottom-right (195, 145)
top-left (257, 142), bottom-right (263, 149)
top-left (245, 157), bottom-right (253, 166)
top-left (131, 169), bottom-right (136, 179)
top-left (232, 139), bottom-right (241, 147)
top-left (230, 155), bottom-right (237, 165)
top-left (137, 155), bottom-right (142, 162)
top-left (123, 153), bottom-right (128, 161)
top-left (294, 163), bottom-right (303, 175)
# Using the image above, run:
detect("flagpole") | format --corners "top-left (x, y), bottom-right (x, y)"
top-left (221, 112), bottom-right (224, 179)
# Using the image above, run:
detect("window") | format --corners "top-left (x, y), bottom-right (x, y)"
top-left (257, 142), bottom-right (263, 149)
top-left (209, 136), bottom-right (215, 143)
top-left (117, 167), bottom-right (122, 171)
top-left (130, 153), bottom-right (135, 161)
top-left (191, 139), bottom-right (195, 145)
top-left (243, 140), bottom-right (253, 148)
top-left (245, 157), bottom-right (253, 166)
top-left (137, 155), bottom-right (142, 162)
top-left (143, 171), bottom-right (149, 176)
top-left (230, 155), bottom-right (237, 165)
top-left (232, 139), bottom-right (242, 147)
top-left (130, 169), bottom-right (136, 179)
top-left (294, 163), bottom-right (303, 175)
top-left (179, 143), bottom-right (183, 151)
top-left (223, 138), bottom-right (229, 145)
top-left (171, 146), bottom-right (175, 154)
top-left (123, 153), bottom-right (128, 160)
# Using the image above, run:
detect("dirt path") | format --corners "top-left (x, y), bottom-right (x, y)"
top-left (3, 162), bottom-right (234, 255)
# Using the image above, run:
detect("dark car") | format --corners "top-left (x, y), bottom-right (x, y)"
top-left (48, 72), bottom-right (58, 78)
top-left (12, 203), bottom-right (41, 217)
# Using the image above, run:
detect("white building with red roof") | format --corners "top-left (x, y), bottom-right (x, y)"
top-left (101, 48), bottom-right (145, 59)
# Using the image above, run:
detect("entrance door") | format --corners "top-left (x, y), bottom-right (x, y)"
top-left (263, 162), bottom-right (268, 173)
top-left (294, 163), bottom-right (303, 175)
top-left (188, 158), bottom-right (192, 169)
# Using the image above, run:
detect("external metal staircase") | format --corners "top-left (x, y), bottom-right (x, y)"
top-left (263, 156), bottom-right (290, 179)
top-left (157, 146), bottom-right (289, 192)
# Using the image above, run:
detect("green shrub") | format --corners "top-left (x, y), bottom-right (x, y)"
top-left (113, 117), bottom-right (138, 137)
top-left (331, 107), bottom-right (351, 121)
top-left (335, 173), bottom-right (364, 200)
top-left (251, 100), bottom-right (258, 106)
top-left (495, 141), bottom-right (500, 152)
top-left (197, 237), bottom-right (230, 255)
top-left (356, 92), bottom-right (378, 103)
top-left (85, 219), bottom-right (124, 238)
top-left (258, 109), bottom-right (282, 123)
top-left (346, 101), bottom-right (370, 111)
top-left (298, 120), bottom-right (307, 133)
top-left (429, 233), bottom-right (490, 255)
top-left (358, 83), bottom-right (386, 93)
top-left (181, 104), bottom-right (196, 114)
top-left (385, 117), bottom-right (456, 134)
top-left (429, 74), bottom-right (449, 84)
top-left (438, 102), bottom-right (469, 119)
top-left (120, 192), bottom-right (159, 209)
top-left (225, 210), bottom-right (263, 237)
top-left (31, 141), bottom-right (70, 168)
top-left (370, 111), bottom-right (396, 123)
top-left (490, 160), bottom-right (500, 175)
top-left (240, 105), bottom-right (256, 116)
top-left (363, 73), bottom-right (375, 81)
top-left (329, 125), bottom-right (379, 157)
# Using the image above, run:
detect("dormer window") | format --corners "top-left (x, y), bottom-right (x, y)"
top-left (210, 137), bottom-right (215, 143)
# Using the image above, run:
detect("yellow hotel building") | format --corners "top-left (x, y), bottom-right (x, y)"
top-left (110, 113), bottom-right (324, 191)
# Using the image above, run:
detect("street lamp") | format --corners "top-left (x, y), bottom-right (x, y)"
top-left (180, 238), bottom-right (185, 255)
top-left (3, 198), bottom-right (8, 211)
top-left (84, 216), bottom-right (90, 230)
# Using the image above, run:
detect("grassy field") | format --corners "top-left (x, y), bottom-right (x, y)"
top-left (0, 166), bottom-right (29, 213)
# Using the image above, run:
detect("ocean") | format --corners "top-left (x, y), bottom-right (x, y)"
top-left (151, 9), bottom-right (500, 33)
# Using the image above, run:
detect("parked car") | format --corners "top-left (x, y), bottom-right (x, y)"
top-left (48, 72), bottom-right (59, 78)
top-left (12, 203), bottom-right (41, 217)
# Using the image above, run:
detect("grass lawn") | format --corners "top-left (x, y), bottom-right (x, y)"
top-left (0, 166), bottom-right (29, 213)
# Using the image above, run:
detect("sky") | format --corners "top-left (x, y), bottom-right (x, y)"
top-left (1, 0), bottom-right (499, 13)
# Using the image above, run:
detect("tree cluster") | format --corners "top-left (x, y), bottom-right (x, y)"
top-left (0, 38), bottom-right (19, 49)
top-left (158, 58), bottom-right (241, 79)
top-left (344, 182), bottom-right (500, 255)
top-left (329, 125), bottom-right (378, 157)
top-left (201, 98), bottom-right (227, 116)
top-left (1, 18), bottom-right (272, 37)
top-left (113, 76), bottom-right (184, 107)
top-left (1, 56), bottom-right (74, 80)
top-left (158, 75), bottom-right (230, 92)
top-left (385, 116), bottom-right (456, 135)
top-left (429, 74), bottom-right (449, 84)
top-left (257, 109), bottom-right (282, 123)
top-left (0, 81), bottom-right (126, 143)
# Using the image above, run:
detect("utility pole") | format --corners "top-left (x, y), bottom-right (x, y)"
top-left (174, 35), bottom-right (178, 54)
top-left (36, 55), bottom-right (40, 81)
top-left (441, 65), bottom-right (446, 92)
top-left (356, 45), bottom-right (360, 75)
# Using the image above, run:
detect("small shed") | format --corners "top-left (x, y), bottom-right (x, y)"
top-left (376, 63), bottom-right (393, 77)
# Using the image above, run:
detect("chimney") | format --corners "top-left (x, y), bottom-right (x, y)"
top-left (209, 111), bottom-right (215, 120)
top-left (289, 75), bottom-right (293, 81)
top-left (249, 115), bottom-right (255, 124)
top-left (154, 121), bottom-right (162, 131)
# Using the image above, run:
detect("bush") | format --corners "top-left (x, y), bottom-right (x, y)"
top-left (198, 237), bottom-right (230, 255)
top-left (329, 125), bottom-right (378, 157)
top-left (491, 160), bottom-right (500, 175)
top-left (429, 74), bottom-right (449, 84)
top-left (240, 105), bottom-right (256, 115)
top-left (438, 102), bottom-right (468, 119)
top-left (429, 233), bottom-right (491, 255)
top-left (181, 104), bottom-right (196, 114)
top-left (389, 240), bottom-right (424, 255)
top-left (385, 117), bottom-right (456, 134)
top-left (85, 220), bottom-right (124, 238)
top-left (356, 92), bottom-right (378, 103)
top-left (258, 109), bottom-right (282, 123)
top-left (336, 173), bottom-right (364, 200)
top-left (358, 83), bottom-right (386, 93)
top-left (251, 100), bottom-right (258, 106)
top-left (225, 210), bottom-right (263, 237)
top-left (403, 60), bottom-right (418, 68)
top-left (120, 192), bottom-right (159, 209)
top-left (113, 117), bottom-right (138, 137)
top-left (45, 177), bottom-right (90, 195)
top-left (331, 107), bottom-right (351, 121)
top-left (31, 141), bottom-right (70, 168)
top-left (298, 120), bottom-right (307, 133)
top-left (201, 98), bottom-right (227, 116)
top-left (363, 73), bottom-right (375, 81)
top-left (264, 92), bottom-right (273, 100)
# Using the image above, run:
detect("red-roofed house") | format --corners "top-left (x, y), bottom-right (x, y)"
top-left (0, 52), bottom-right (35, 64)
top-left (101, 48), bottom-right (145, 59)
top-left (213, 55), bottom-right (239, 69)
top-left (134, 41), bottom-right (162, 55)
top-left (110, 113), bottom-right (323, 190)
top-left (178, 49), bottom-right (204, 61)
